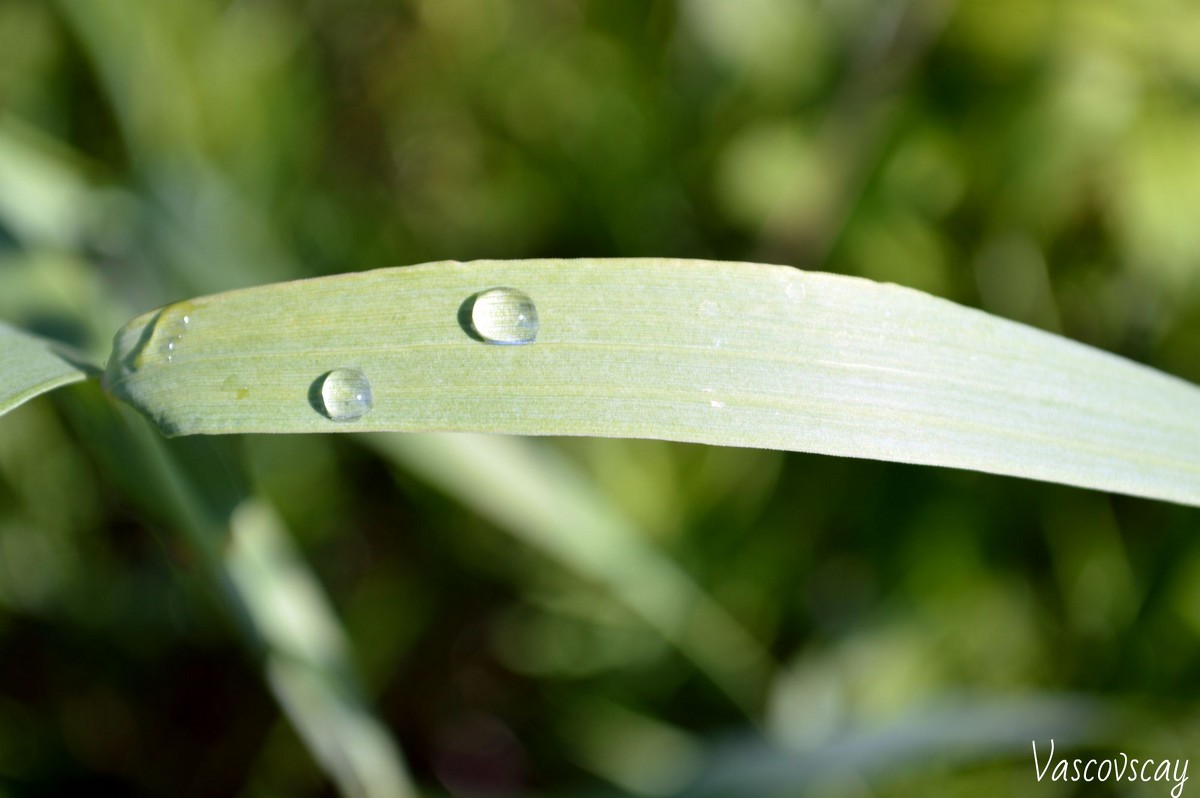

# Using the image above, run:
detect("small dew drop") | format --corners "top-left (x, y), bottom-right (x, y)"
top-left (469, 288), bottom-right (539, 345)
top-left (320, 368), bottom-right (373, 422)
top-left (161, 308), bottom-right (191, 363)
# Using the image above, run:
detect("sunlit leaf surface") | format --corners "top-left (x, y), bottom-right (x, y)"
top-left (0, 320), bottom-right (95, 417)
top-left (106, 258), bottom-right (1200, 507)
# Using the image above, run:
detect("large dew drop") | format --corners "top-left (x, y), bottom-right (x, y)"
top-left (320, 368), bottom-right (373, 422)
top-left (469, 287), bottom-right (539, 345)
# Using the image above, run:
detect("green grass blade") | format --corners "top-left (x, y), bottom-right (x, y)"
top-left (0, 320), bottom-right (96, 417)
top-left (64, 394), bottom-right (416, 798)
top-left (682, 693), bottom-right (1112, 797)
top-left (106, 258), bottom-right (1200, 507)
top-left (227, 499), bottom-right (416, 798)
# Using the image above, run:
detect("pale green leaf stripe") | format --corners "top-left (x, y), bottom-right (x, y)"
top-left (1, 320), bottom-right (94, 416)
top-left (105, 259), bottom-right (1200, 506)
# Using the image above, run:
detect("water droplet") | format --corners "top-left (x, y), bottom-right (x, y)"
top-left (319, 368), bottom-right (373, 422)
top-left (161, 307), bottom-right (192, 363)
top-left (469, 288), bottom-right (539, 345)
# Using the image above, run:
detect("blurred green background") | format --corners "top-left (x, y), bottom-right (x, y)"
top-left (2, 0), bottom-right (1200, 796)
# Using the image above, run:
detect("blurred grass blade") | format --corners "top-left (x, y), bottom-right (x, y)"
top-left (0, 320), bottom-right (96, 417)
top-left (557, 696), bottom-right (704, 795)
top-left (682, 693), bottom-right (1112, 797)
top-left (371, 432), bottom-right (773, 712)
top-left (58, 387), bottom-right (415, 798)
top-left (0, 115), bottom-right (96, 248)
top-left (229, 499), bottom-right (416, 798)
top-left (106, 258), bottom-right (1200, 506)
